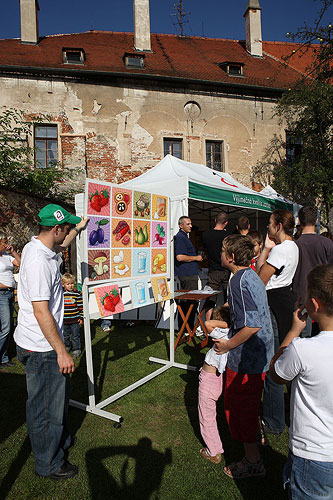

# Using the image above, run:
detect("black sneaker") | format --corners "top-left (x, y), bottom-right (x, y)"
top-left (36, 461), bottom-right (78, 481)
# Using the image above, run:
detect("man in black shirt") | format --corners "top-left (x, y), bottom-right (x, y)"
top-left (203, 211), bottom-right (230, 320)
top-left (293, 206), bottom-right (333, 337)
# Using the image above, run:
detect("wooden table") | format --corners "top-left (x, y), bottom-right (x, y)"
top-left (174, 289), bottom-right (222, 351)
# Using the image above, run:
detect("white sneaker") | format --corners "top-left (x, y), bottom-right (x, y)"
top-left (195, 326), bottom-right (205, 337)
top-left (102, 326), bottom-right (111, 332)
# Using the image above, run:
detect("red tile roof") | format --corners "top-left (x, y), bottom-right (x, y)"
top-left (0, 31), bottom-right (314, 91)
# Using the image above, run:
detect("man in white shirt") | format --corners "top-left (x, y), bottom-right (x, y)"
top-left (15, 204), bottom-right (87, 480)
top-left (270, 264), bottom-right (333, 500)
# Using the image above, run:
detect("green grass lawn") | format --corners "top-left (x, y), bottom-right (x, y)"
top-left (0, 322), bottom-right (289, 500)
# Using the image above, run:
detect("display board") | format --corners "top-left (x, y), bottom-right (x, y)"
top-left (70, 180), bottom-right (194, 424)
top-left (84, 179), bottom-right (170, 315)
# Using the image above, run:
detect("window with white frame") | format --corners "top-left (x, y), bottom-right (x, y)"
top-left (206, 140), bottom-right (224, 171)
top-left (34, 125), bottom-right (58, 168)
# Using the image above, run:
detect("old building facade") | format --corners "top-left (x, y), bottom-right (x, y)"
top-left (0, 0), bottom-right (314, 194)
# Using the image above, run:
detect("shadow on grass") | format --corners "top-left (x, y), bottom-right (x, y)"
top-left (70, 322), bottom-right (169, 408)
top-left (0, 372), bottom-right (32, 498)
top-left (86, 437), bottom-right (172, 500)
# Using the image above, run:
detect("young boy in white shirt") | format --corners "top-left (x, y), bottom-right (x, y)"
top-left (270, 264), bottom-right (333, 500)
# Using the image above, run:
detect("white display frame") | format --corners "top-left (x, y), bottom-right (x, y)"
top-left (69, 182), bottom-right (196, 424)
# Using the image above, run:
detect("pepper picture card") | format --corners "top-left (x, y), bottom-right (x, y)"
top-left (88, 249), bottom-right (110, 282)
top-left (132, 248), bottom-right (151, 277)
top-left (151, 249), bottom-right (167, 275)
top-left (111, 187), bottom-right (132, 218)
top-left (94, 284), bottom-right (125, 317)
top-left (111, 218), bottom-right (132, 248)
top-left (111, 249), bottom-right (131, 280)
top-left (151, 194), bottom-right (168, 222)
top-left (87, 182), bottom-right (111, 217)
top-left (133, 220), bottom-right (150, 248)
top-left (151, 277), bottom-right (171, 302)
top-left (151, 221), bottom-right (167, 248)
top-left (87, 217), bottom-right (110, 249)
top-left (133, 191), bottom-right (151, 220)
top-left (129, 279), bottom-right (151, 308)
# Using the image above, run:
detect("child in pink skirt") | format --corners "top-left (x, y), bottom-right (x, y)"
top-left (198, 306), bottom-right (230, 464)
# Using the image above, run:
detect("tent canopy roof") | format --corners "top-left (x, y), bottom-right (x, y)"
top-left (121, 155), bottom-right (292, 213)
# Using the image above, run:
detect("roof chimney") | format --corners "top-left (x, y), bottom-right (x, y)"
top-left (133, 0), bottom-right (151, 52)
top-left (244, 0), bottom-right (262, 57)
top-left (20, 0), bottom-right (39, 44)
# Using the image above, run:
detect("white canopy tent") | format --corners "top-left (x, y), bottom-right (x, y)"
top-left (121, 155), bottom-right (294, 232)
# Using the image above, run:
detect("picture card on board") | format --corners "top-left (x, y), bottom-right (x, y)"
top-left (94, 284), bottom-right (125, 317)
top-left (87, 182), bottom-right (111, 216)
top-left (129, 279), bottom-right (151, 308)
top-left (151, 277), bottom-right (171, 302)
top-left (87, 217), bottom-right (110, 249)
top-left (88, 249), bottom-right (110, 281)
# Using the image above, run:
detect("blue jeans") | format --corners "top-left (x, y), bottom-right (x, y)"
top-left (17, 346), bottom-right (71, 476)
top-left (101, 319), bottom-right (111, 329)
top-left (0, 289), bottom-right (14, 363)
top-left (283, 450), bottom-right (333, 500)
top-left (262, 310), bottom-right (286, 433)
top-left (63, 322), bottom-right (81, 351)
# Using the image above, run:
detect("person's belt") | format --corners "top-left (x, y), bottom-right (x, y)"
top-left (0, 287), bottom-right (14, 292)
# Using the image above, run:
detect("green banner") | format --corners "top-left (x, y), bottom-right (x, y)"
top-left (189, 181), bottom-right (292, 212)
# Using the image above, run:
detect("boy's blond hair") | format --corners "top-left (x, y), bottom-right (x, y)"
top-left (61, 272), bottom-right (75, 285)
top-left (307, 264), bottom-right (333, 316)
top-left (222, 234), bottom-right (254, 267)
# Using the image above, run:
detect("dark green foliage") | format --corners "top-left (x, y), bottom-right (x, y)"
top-left (0, 108), bottom-right (76, 200)
top-left (253, 1), bottom-right (333, 226)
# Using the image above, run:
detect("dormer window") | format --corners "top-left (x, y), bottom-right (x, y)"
top-left (124, 53), bottom-right (145, 69)
top-left (219, 61), bottom-right (244, 77)
top-left (63, 48), bottom-right (85, 65)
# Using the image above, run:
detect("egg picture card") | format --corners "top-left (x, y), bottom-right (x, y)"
top-left (88, 249), bottom-right (110, 282)
top-left (87, 182), bottom-right (111, 217)
top-left (111, 249), bottom-right (131, 280)
top-left (94, 284), bottom-right (125, 317)
top-left (111, 187), bottom-right (132, 218)
top-left (151, 277), bottom-right (171, 302)
top-left (129, 279), bottom-right (151, 308)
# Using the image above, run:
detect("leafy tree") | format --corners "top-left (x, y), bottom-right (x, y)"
top-left (0, 108), bottom-right (77, 200)
top-left (285, 0), bottom-right (333, 81)
top-left (253, 0), bottom-right (333, 226)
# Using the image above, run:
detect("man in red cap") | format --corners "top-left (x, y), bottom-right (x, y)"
top-left (14, 204), bottom-right (88, 480)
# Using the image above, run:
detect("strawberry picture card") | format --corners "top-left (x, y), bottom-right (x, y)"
top-left (94, 284), bottom-right (124, 317)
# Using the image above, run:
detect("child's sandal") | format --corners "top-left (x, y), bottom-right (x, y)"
top-left (223, 457), bottom-right (266, 479)
top-left (200, 447), bottom-right (222, 464)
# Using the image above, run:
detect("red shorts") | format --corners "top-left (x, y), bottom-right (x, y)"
top-left (224, 367), bottom-right (266, 443)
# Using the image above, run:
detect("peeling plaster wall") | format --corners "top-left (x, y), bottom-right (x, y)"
top-left (0, 75), bottom-right (286, 190)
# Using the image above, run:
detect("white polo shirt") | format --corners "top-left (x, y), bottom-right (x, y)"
top-left (275, 332), bottom-right (333, 461)
top-left (14, 237), bottom-right (64, 352)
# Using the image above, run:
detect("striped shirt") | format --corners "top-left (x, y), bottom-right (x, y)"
top-left (63, 290), bottom-right (83, 324)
